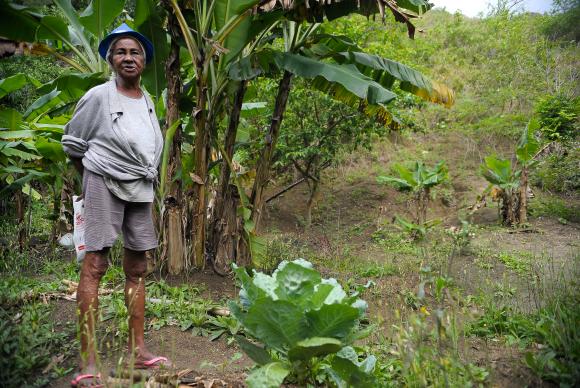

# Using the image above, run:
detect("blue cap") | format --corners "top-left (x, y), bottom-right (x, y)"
top-left (98, 23), bottom-right (154, 64)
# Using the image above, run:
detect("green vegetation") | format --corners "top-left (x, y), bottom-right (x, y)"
top-left (230, 259), bottom-right (376, 387)
top-left (469, 290), bottom-right (580, 386)
top-left (0, 0), bottom-right (578, 386)
top-left (377, 161), bottom-right (448, 238)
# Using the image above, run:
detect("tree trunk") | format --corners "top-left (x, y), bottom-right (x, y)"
top-left (249, 71), bottom-right (293, 229)
top-left (191, 59), bottom-right (209, 269)
top-left (208, 81), bottom-right (246, 270)
top-left (519, 167), bottom-right (528, 224)
top-left (164, 20), bottom-right (185, 275)
top-left (305, 178), bottom-right (319, 229)
top-left (15, 190), bottom-right (25, 251)
top-left (212, 184), bottom-right (243, 275)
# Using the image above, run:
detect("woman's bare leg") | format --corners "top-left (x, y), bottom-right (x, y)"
top-left (77, 250), bottom-right (109, 373)
top-left (123, 248), bottom-right (152, 359)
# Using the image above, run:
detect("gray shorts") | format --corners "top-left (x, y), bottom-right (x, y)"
top-left (83, 170), bottom-right (157, 252)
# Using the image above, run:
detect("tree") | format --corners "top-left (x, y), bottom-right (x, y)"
top-left (275, 81), bottom-right (384, 227)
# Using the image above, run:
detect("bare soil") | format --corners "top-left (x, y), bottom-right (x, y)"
top-left (48, 132), bottom-right (578, 387)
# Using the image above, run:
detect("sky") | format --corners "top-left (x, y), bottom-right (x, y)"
top-left (431, 0), bottom-right (553, 17)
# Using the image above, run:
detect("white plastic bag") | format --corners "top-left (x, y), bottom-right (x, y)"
top-left (72, 195), bottom-right (86, 263)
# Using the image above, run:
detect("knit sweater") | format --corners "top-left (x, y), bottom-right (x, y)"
top-left (62, 80), bottom-right (163, 182)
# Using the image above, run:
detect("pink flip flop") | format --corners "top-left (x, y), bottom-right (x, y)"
top-left (70, 373), bottom-right (104, 387)
top-left (134, 356), bottom-right (173, 369)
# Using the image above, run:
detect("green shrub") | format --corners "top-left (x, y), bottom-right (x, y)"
top-left (535, 94), bottom-right (579, 141)
top-left (230, 259), bottom-right (376, 387)
top-left (468, 293), bottom-right (580, 386)
top-left (0, 291), bottom-right (74, 387)
top-left (531, 147), bottom-right (580, 194)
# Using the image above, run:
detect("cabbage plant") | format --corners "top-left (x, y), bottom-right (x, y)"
top-left (229, 259), bottom-right (377, 387)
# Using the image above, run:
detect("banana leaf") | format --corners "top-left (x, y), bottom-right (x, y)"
top-left (0, 109), bottom-right (23, 131)
top-left (135, 0), bottom-right (170, 98)
top-left (214, 0), bottom-right (262, 63)
top-left (0, 1), bottom-right (41, 42)
top-left (277, 52), bottom-right (397, 105)
top-left (80, 0), bottom-right (125, 42)
top-left (0, 74), bottom-right (29, 99)
top-left (336, 51), bottom-right (455, 107)
top-left (53, 0), bottom-right (96, 63)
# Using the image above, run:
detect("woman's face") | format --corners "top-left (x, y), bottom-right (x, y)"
top-left (110, 37), bottom-right (145, 81)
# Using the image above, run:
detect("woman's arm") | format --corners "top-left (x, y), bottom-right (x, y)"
top-left (71, 157), bottom-right (84, 177)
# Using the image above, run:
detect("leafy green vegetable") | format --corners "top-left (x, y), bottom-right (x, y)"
top-left (230, 259), bottom-right (376, 387)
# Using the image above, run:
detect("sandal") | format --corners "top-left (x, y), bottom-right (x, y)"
top-left (133, 356), bottom-right (173, 369)
top-left (70, 373), bottom-right (104, 387)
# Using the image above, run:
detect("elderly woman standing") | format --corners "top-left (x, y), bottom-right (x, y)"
top-left (62, 24), bottom-right (170, 387)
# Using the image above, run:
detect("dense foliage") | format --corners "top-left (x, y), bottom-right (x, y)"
top-left (230, 259), bottom-right (376, 387)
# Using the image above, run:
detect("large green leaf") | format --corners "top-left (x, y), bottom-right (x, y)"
top-left (23, 90), bottom-right (62, 120)
top-left (35, 138), bottom-right (66, 163)
top-left (480, 155), bottom-right (514, 187)
top-left (309, 280), bottom-right (347, 309)
top-left (376, 175), bottom-right (414, 191)
top-left (278, 52), bottom-right (396, 105)
top-left (516, 119), bottom-right (541, 165)
top-left (0, 109), bottom-right (23, 130)
top-left (0, 130), bottom-right (35, 140)
top-left (36, 15), bottom-right (72, 45)
top-left (0, 74), bottom-right (29, 99)
top-left (329, 346), bottom-right (377, 387)
top-left (246, 362), bottom-right (290, 388)
top-left (287, 337), bottom-right (342, 361)
top-left (214, 0), bottom-right (261, 63)
top-left (306, 303), bottom-right (361, 339)
top-left (80, 0), bottom-right (125, 41)
top-left (38, 73), bottom-right (105, 102)
top-left (1, 144), bottom-right (41, 161)
top-left (396, 0), bottom-right (433, 14)
top-left (235, 336), bottom-right (272, 366)
top-left (336, 51), bottom-right (455, 107)
top-left (274, 261), bottom-right (321, 302)
top-left (53, 0), bottom-right (97, 64)
top-left (241, 298), bottom-right (307, 350)
top-left (0, 1), bottom-right (40, 42)
top-left (135, 0), bottom-right (169, 98)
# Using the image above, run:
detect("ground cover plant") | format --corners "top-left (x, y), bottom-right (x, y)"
top-left (1, 0), bottom-right (579, 386)
top-left (230, 259), bottom-right (376, 387)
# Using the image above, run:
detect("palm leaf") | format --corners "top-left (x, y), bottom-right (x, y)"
top-left (336, 51), bottom-right (455, 107)
top-left (214, 0), bottom-right (261, 63)
top-left (0, 74), bottom-right (28, 99)
top-left (135, 0), bottom-right (170, 98)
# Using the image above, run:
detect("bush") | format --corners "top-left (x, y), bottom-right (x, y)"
top-left (467, 292), bottom-right (580, 386)
top-left (531, 147), bottom-right (580, 194)
top-left (535, 94), bottom-right (579, 141)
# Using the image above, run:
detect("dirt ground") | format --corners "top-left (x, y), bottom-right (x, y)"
top-left (49, 133), bottom-right (578, 387)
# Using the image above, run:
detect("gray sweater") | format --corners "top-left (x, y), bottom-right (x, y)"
top-left (62, 80), bottom-right (163, 182)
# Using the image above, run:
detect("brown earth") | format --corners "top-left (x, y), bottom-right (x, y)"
top-left (47, 132), bottom-right (578, 387)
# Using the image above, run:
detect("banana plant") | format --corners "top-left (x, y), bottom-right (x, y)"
top-left (377, 161), bottom-right (448, 236)
top-left (480, 120), bottom-right (540, 225)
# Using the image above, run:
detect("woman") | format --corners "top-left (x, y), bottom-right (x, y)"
top-left (62, 23), bottom-right (170, 387)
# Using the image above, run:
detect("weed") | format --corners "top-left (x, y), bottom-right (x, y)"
top-left (468, 289), bottom-right (580, 385)
top-left (0, 295), bottom-right (76, 387)
top-left (375, 310), bottom-right (488, 387)
top-left (496, 251), bottom-right (531, 275)
top-left (357, 262), bottom-right (399, 278)
top-left (529, 192), bottom-right (580, 223)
